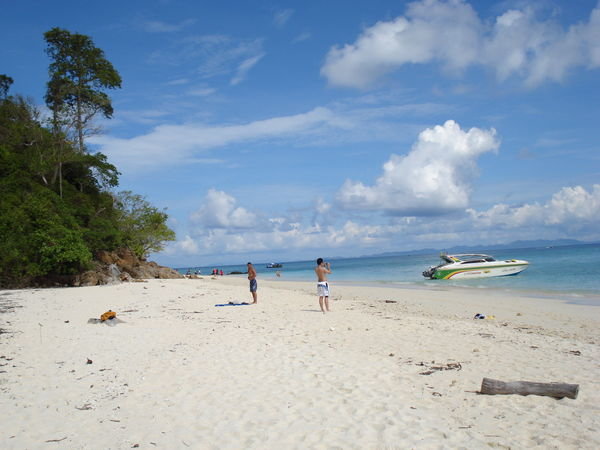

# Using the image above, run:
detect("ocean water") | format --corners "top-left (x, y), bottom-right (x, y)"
top-left (178, 244), bottom-right (600, 302)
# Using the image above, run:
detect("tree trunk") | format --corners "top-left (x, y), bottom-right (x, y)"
top-left (480, 378), bottom-right (579, 399)
top-left (58, 161), bottom-right (63, 198)
top-left (76, 85), bottom-right (84, 153)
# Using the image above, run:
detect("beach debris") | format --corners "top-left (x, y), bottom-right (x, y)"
top-left (384, 300), bottom-right (397, 303)
top-left (389, 353), bottom-right (395, 357)
top-left (45, 437), bottom-right (67, 443)
top-left (100, 310), bottom-right (116, 321)
top-left (480, 378), bottom-right (579, 399)
top-left (568, 350), bottom-right (581, 356)
top-left (75, 403), bottom-right (93, 410)
top-left (473, 313), bottom-right (495, 320)
top-left (88, 310), bottom-right (125, 326)
top-left (418, 361), bottom-right (462, 375)
top-left (86, 358), bottom-right (93, 365)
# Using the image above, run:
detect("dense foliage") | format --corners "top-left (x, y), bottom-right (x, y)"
top-left (115, 191), bottom-right (176, 260)
top-left (0, 28), bottom-right (174, 288)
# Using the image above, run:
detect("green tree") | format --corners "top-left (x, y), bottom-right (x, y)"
top-left (1, 37), bottom-right (175, 287)
top-left (115, 191), bottom-right (176, 260)
top-left (0, 95), bottom-right (118, 286)
top-left (44, 27), bottom-right (121, 153)
top-left (0, 74), bottom-right (13, 99)
top-left (0, 178), bottom-right (92, 286)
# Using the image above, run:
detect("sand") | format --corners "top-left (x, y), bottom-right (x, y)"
top-left (1, 276), bottom-right (599, 449)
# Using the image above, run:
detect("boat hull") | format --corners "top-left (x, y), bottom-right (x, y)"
top-left (431, 262), bottom-right (528, 279)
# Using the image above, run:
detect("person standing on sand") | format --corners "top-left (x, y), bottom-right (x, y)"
top-left (247, 262), bottom-right (258, 304)
top-left (315, 258), bottom-right (332, 313)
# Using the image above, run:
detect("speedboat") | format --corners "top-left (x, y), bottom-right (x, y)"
top-left (266, 263), bottom-right (283, 268)
top-left (422, 253), bottom-right (528, 280)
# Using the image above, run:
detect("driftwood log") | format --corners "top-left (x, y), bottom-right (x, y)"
top-left (480, 378), bottom-right (579, 399)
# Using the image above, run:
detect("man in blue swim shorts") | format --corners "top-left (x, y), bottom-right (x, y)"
top-left (315, 258), bottom-right (332, 313)
top-left (247, 262), bottom-right (258, 304)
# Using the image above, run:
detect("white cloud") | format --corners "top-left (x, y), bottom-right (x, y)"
top-left (172, 188), bottom-right (396, 256)
top-left (321, 0), bottom-right (600, 88)
top-left (165, 184), bottom-right (600, 260)
top-left (273, 9), bottom-right (294, 28)
top-left (194, 37), bottom-right (264, 81)
top-left (230, 53), bottom-right (265, 85)
top-left (141, 19), bottom-right (196, 33)
top-left (178, 220), bottom-right (390, 256)
top-left (292, 32), bottom-right (311, 43)
top-left (315, 197), bottom-right (332, 215)
top-left (190, 189), bottom-right (258, 229)
top-left (468, 184), bottom-right (600, 228)
top-left (149, 35), bottom-right (264, 84)
top-left (187, 87), bottom-right (217, 97)
top-left (89, 107), bottom-right (335, 172)
top-left (166, 78), bottom-right (190, 86)
top-left (336, 120), bottom-right (499, 215)
top-left (177, 235), bottom-right (199, 254)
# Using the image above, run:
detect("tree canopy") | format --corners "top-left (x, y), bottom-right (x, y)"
top-left (0, 74), bottom-right (13, 99)
top-left (115, 191), bottom-right (177, 260)
top-left (44, 27), bottom-right (122, 152)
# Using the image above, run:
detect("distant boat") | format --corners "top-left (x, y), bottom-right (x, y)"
top-left (266, 263), bottom-right (283, 268)
top-left (422, 253), bottom-right (529, 280)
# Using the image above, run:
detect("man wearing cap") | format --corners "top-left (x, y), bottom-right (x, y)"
top-left (247, 262), bottom-right (258, 304)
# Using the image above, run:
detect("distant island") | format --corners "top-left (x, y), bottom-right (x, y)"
top-left (359, 239), bottom-right (597, 258)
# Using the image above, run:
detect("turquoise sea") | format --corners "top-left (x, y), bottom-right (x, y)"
top-left (178, 244), bottom-right (600, 304)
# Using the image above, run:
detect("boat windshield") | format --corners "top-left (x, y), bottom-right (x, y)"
top-left (446, 254), bottom-right (496, 263)
top-left (440, 255), bottom-right (455, 264)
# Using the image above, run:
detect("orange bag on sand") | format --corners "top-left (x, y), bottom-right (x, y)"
top-left (100, 310), bottom-right (116, 321)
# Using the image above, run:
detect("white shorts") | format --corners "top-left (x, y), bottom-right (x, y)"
top-left (317, 282), bottom-right (330, 297)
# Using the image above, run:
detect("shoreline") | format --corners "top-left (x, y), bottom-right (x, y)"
top-left (1, 278), bottom-right (599, 448)
top-left (228, 273), bottom-right (600, 306)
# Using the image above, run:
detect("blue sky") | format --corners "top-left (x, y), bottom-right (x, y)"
top-left (3, 0), bottom-right (600, 266)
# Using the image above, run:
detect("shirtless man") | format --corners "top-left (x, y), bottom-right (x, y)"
top-left (315, 258), bottom-right (332, 313)
top-left (247, 262), bottom-right (257, 304)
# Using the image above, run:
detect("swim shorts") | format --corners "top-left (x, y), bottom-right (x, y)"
top-left (317, 281), bottom-right (329, 297)
top-left (249, 279), bottom-right (257, 292)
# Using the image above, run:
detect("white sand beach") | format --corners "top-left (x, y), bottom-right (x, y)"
top-left (1, 277), bottom-right (599, 449)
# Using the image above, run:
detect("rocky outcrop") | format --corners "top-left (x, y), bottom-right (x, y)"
top-left (73, 248), bottom-right (182, 287)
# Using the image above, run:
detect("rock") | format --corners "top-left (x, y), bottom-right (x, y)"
top-left (119, 271), bottom-right (132, 282)
top-left (75, 270), bottom-right (102, 287)
top-left (95, 250), bottom-right (117, 265)
top-left (71, 248), bottom-right (183, 287)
